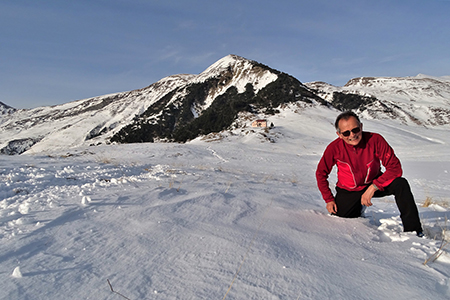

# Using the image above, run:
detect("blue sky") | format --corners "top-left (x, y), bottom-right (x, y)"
top-left (1, 0), bottom-right (449, 109)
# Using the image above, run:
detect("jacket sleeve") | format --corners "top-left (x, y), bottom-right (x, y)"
top-left (316, 144), bottom-right (336, 203)
top-left (372, 134), bottom-right (402, 191)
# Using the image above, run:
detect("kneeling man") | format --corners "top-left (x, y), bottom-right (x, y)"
top-left (316, 111), bottom-right (423, 236)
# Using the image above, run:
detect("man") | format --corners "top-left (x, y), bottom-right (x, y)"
top-left (316, 111), bottom-right (423, 236)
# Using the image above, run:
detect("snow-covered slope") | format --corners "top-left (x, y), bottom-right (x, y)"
top-left (1, 105), bottom-right (449, 299)
top-left (0, 74), bottom-right (194, 154)
top-left (0, 55), bottom-right (283, 154)
top-left (1, 55), bottom-right (450, 155)
top-left (305, 75), bottom-right (450, 126)
top-left (0, 101), bottom-right (15, 116)
top-left (193, 54), bottom-right (278, 108)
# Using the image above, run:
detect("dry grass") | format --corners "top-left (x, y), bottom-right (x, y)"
top-left (422, 196), bottom-right (433, 207)
top-left (423, 220), bottom-right (449, 265)
top-left (422, 196), bottom-right (449, 208)
top-left (224, 181), bottom-right (232, 193)
top-left (423, 239), bottom-right (449, 265)
top-left (421, 195), bottom-right (450, 265)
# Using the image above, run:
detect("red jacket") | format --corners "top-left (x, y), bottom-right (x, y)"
top-left (316, 132), bottom-right (402, 203)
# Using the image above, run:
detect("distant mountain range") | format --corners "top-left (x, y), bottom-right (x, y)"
top-left (1, 54), bottom-right (449, 155)
top-left (305, 75), bottom-right (450, 126)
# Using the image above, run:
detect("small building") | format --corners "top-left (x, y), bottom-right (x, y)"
top-left (251, 119), bottom-right (268, 128)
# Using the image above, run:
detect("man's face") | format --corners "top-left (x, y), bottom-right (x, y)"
top-left (337, 116), bottom-right (363, 146)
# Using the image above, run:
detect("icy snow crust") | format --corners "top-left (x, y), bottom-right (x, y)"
top-left (1, 106), bottom-right (450, 299)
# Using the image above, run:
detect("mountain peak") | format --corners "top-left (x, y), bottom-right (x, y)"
top-left (205, 54), bottom-right (250, 70)
top-left (196, 54), bottom-right (256, 81)
top-left (193, 54), bottom-right (279, 100)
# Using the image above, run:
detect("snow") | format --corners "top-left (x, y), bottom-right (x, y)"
top-left (305, 74), bottom-right (450, 127)
top-left (0, 55), bottom-right (280, 154)
top-left (1, 106), bottom-right (450, 299)
top-left (194, 55), bottom-right (278, 109)
top-left (11, 267), bottom-right (22, 279)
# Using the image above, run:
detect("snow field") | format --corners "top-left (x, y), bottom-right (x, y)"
top-left (1, 108), bottom-right (450, 299)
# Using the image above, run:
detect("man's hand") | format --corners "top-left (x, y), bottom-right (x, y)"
top-left (361, 184), bottom-right (377, 207)
top-left (326, 201), bottom-right (337, 214)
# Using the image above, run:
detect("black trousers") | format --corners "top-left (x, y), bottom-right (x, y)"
top-left (334, 177), bottom-right (422, 232)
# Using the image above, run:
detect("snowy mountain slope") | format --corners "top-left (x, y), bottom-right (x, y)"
top-left (1, 54), bottom-right (450, 156)
top-left (1, 55), bottom-right (319, 154)
top-left (0, 74), bottom-right (194, 154)
top-left (0, 101), bottom-right (15, 116)
top-left (109, 56), bottom-right (324, 144)
top-left (1, 106), bottom-right (449, 299)
top-left (305, 75), bottom-right (450, 126)
top-left (192, 54), bottom-right (279, 109)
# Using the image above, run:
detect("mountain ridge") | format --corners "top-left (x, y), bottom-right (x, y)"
top-left (110, 55), bottom-right (325, 144)
top-left (305, 74), bottom-right (450, 126)
top-left (1, 55), bottom-right (449, 155)
top-left (0, 101), bottom-right (16, 116)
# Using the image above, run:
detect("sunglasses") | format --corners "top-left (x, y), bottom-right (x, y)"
top-left (340, 127), bottom-right (361, 137)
